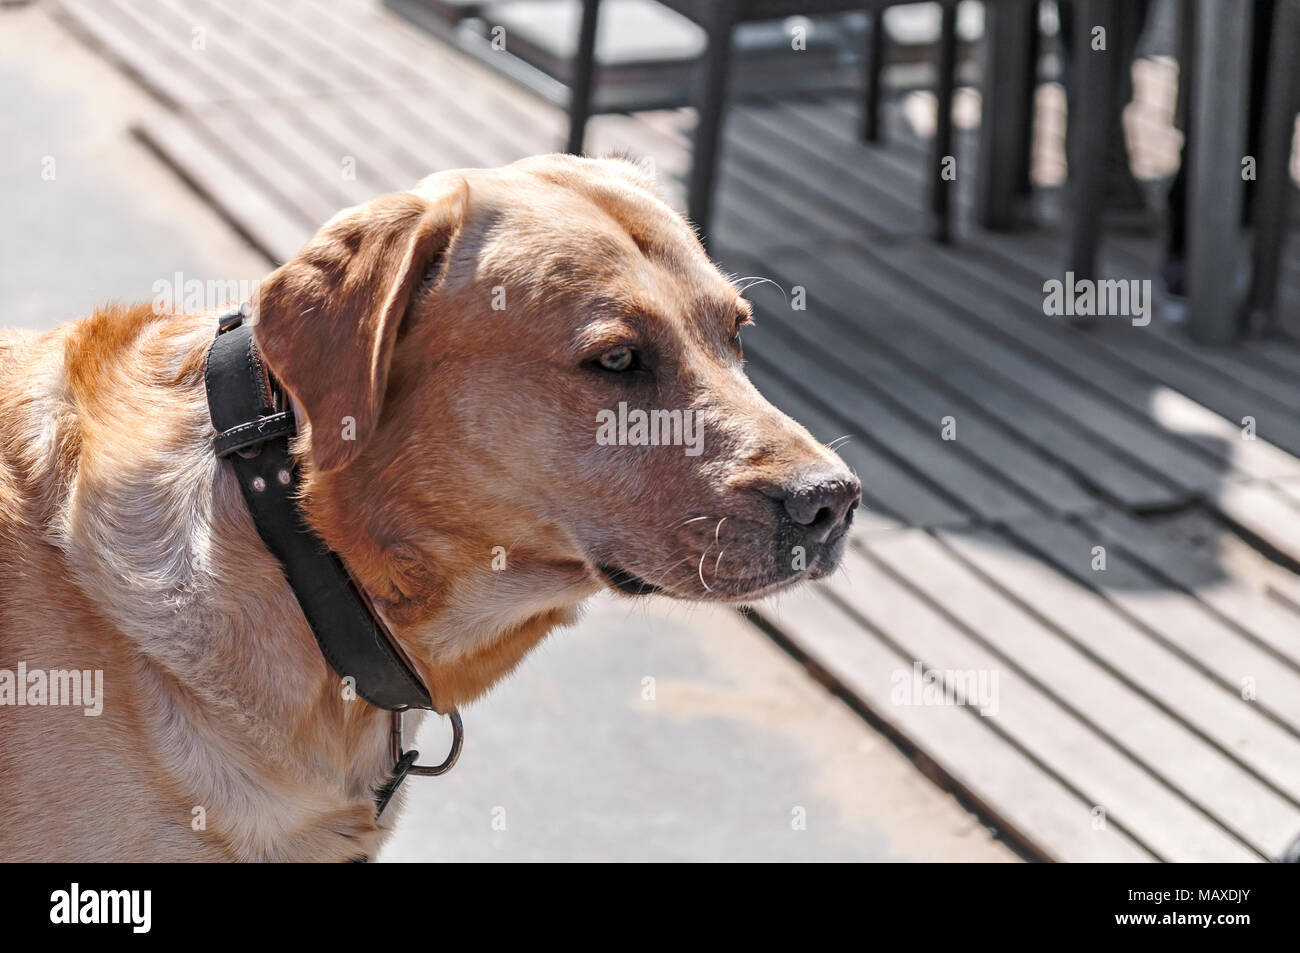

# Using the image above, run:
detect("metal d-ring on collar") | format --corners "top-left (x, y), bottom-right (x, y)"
top-left (375, 710), bottom-right (464, 820)
top-left (392, 709), bottom-right (463, 777)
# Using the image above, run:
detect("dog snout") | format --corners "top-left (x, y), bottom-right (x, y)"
top-left (777, 470), bottom-right (862, 544)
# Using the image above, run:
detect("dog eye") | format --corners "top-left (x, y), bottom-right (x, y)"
top-left (597, 347), bottom-right (636, 372)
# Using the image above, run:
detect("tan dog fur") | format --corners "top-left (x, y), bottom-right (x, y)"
top-left (0, 155), bottom-right (857, 861)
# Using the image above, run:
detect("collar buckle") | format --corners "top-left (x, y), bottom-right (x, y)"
top-left (218, 302), bottom-right (250, 332)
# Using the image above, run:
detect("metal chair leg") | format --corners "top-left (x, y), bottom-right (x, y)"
top-left (565, 0), bottom-right (601, 155)
top-left (1248, 0), bottom-right (1299, 334)
top-left (1014, 2), bottom-right (1040, 197)
top-left (1067, 0), bottom-right (1115, 283)
top-left (860, 6), bottom-right (886, 143)
top-left (975, 0), bottom-right (1036, 229)
top-left (687, 0), bottom-right (739, 249)
top-left (931, 0), bottom-right (958, 241)
top-left (1186, 0), bottom-right (1253, 343)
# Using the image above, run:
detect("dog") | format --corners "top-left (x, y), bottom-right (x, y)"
top-left (0, 155), bottom-right (860, 861)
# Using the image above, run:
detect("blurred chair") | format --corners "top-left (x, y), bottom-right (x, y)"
top-left (1248, 0), bottom-right (1299, 335)
top-left (1168, 0), bottom-right (1297, 341)
top-left (1050, 0), bottom-right (1297, 341)
top-left (566, 0), bottom-right (962, 245)
top-left (972, 0), bottom-right (1037, 232)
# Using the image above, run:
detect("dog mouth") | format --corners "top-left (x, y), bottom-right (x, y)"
top-left (594, 527), bottom-right (848, 602)
top-left (596, 564), bottom-right (663, 596)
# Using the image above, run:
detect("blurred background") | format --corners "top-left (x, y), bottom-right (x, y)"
top-left (4, 0), bottom-right (1300, 862)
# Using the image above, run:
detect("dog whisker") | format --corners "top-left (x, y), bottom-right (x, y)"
top-left (697, 547), bottom-right (714, 593)
top-left (731, 275), bottom-right (787, 300)
top-left (675, 515), bottom-right (715, 528)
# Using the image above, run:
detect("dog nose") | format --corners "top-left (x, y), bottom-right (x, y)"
top-left (780, 471), bottom-right (861, 543)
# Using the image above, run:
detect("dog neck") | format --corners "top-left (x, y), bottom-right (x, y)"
top-left (295, 457), bottom-right (600, 712)
top-left (255, 370), bottom-right (600, 719)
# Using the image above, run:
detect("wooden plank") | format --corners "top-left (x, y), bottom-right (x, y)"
top-left (1241, 338), bottom-right (1300, 381)
top-left (153, 0), bottom-right (434, 192)
top-left (741, 247), bottom-right (1184, 506)
top-left (1274, 479), bottom-right (1300, 508)
top-left (763, 91), bottom-right (1300, 461)
top-left (100, 0), bottom-right (562, 181)
top-left (778, 92), bottom-right (982, 219)
top-left (943, 522), bottom-right (1300, 801)
top-left (745, 334), bottom-right (1039, 524)
top-left (211, 94), bottom-right (427, 202)
top-left (1265, 485), bottom-right (1300, 614)
top-left (1212, 482), bottom-right (1300, 569)
top-left (1140, 331), bottom-right (1300, 419)
top-left (764, 244), bottom-right (1193, 507)
top-left (133, 112), bottom-right (311, 264)
top-left (864, 530), bottom-right (1283, 859)
top-left (749, 585), bottom-right (1154, 861)
top-left (724, 105), bottom-right (922, 234)
top-left (1084, 505), bottom-right (1300, 670)
top-left (638, 112), bottom-right (865, 248)
top-left (729, 99), bottom-right (974, 246)
top-left (703, 99), bottom-right (983, 244)
top-left (1268, 575), bottom-right (1300, 618)
top-left (834, 539), bottom-right (1261, 860)
top-left (302, 0), bottom-right (569, 146)
top-left (102, 0), bottom-right (278, 102)
top-left (726, 261), bottom-right (1178, 514)
top-left (172, 0), bottom-right (353, 98)
top-left (1081, 332), bottom-right (1300, 459)
top-left (634, 107), bottom-right (847, 250)
top-left (57, 0), bottom-right (223, 105)
top-left (719, 252), bottom-right (1099, 517)
top-left (741, 311), bottom-right (1061, 529)
top-left (743, 356), bottom-right (967, 531)
top-left (253, 0), bottom-right (562, 167)
top-left (817, 242), bottom-right (1249, 498)
top-left (1007, 514), bottom-right (1300, 731)
top-left (196, 102), bottom-right (362, 221)
top-left (870, 238), bottom-right (1300, 483)
top-left (959, 219), bottom-right (1300, 458)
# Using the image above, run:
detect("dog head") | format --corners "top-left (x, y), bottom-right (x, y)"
top-left (252, 155), bottom-right (859, 701)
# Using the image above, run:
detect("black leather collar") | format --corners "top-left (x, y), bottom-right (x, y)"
top-left (203, 305), bottom-right (434, 712)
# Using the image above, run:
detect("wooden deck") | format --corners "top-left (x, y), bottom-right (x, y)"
top-left (58, 0), bottom-right (1300, 861)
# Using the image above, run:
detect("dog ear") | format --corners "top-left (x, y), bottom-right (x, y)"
top-left (252, 179), bottom-right (467, 472)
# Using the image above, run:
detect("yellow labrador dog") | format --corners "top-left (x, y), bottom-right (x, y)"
top-left (0, 155), bottom-right (859, 861)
